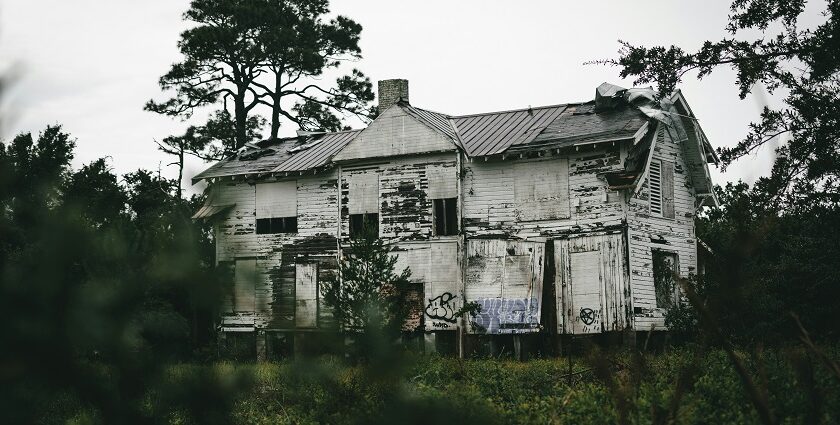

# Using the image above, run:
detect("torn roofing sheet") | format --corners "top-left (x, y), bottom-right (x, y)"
top-left (191, 130), bottom-right (360, 182)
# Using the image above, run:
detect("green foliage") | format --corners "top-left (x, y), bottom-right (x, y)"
top-left (0, 126), bottom-right (244, 424)
top-left (38, 348), bottom-right (840, 424)
top-left (692, 182), bottom-right (840, 344)
top-left (322, 226), bottom-right (413, 350)
top-left (602, 0), bottom-right (840, 209)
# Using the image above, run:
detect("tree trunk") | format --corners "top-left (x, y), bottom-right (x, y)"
top-left (270, 70), bottom-right (282, 140)
top-left (234, 90), bottom-right (248, 149)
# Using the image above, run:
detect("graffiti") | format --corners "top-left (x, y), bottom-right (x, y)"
top-left (579, 307), bottom-right (595, 325)
top-left (425, 292), bottom-right (457, 323)
top-left (472, 297), bottom-right (540, 334)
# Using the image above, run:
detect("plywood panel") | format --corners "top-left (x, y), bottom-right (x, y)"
top-left (465, 239), bottom-right (544, 334)
top-left (426, 164), bottom-right (457, 199)
top-left (256, 181), bottom-right (297, 218)
top-left (234, 258), bottom-right (257, 312)
top-left (347, 171), bottom-right (379, 214)
top-left (295, 263), bottom-right (318, 328)
top-left (570, 251), bottom-right (603, 334)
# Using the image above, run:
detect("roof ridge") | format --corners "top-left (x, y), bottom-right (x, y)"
top-left (452, 102), bottom-right (583, 119)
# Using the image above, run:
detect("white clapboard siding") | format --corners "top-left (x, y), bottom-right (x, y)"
top-left (391, 240), bottom-right (461, 331)
top-left (333, 105), bottom-right (456, 161)
top-left (463, 147), bottom-right (624, 239)
top-left (255, 181), bottom-right (297, 218)
top-left (295, 263), bottom-right (318, 328)
top-left (627, 121), bottom-right (698, 331)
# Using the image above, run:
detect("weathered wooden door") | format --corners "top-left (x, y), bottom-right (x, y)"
top-left (568, 250), bottom-right (604, 334)
top-left (555, 234), bottom-right (627, 334)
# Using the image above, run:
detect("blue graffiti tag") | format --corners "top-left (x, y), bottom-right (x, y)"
top-left (471, 297), bottom-right (540, 334)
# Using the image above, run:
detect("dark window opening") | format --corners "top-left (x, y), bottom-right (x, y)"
top-left (653, 251), bottom-right (678, 309)
top-left (433, 198), bottom-right (458, 236)
top-left (349, 213), bottom-right (378, 238)
top-left (256, 216), bottom-right (298, 234)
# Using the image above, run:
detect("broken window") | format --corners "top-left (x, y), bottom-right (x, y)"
top-left (255, 180), bottom-right (298, 234)
top-left (349, 213), bottom-right (379, 238)
top-left (256, 216), bottom-right (297, 234)
top-left (433, 198), bottom-right (458, 236)
top-left (652, 251), bottom-right (678, 309)
top-left (648, 160), bottom-right (675, 218)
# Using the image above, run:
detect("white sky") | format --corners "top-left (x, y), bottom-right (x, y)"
top-left (0, 0), bottom-right (827, 192)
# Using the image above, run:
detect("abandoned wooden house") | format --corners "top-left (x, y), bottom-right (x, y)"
top-left (192, 79), bottom-right (719, 358)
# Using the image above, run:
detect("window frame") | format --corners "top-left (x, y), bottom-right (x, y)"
top-left (348, 212), bottom-right (379, 238)
top-left (255, 216), bottom-right (298, 234)
top-left (432, 197), bottom-right (458, 236)
top-left (652, 249), bottom-right (679, 310)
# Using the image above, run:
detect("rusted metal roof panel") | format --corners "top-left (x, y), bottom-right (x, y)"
top-left (523, 102), bottom-right (649, 149)
top-left (192, 130), bottom-right (360, 181)
top-left (451, 104), bottom-right (568, 156)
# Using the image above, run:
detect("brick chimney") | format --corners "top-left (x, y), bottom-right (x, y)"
top-left (378, 79), bottom-right (409, 111)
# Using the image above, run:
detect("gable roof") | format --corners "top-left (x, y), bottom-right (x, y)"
top-left (191, 82), bottom-right (716, 184)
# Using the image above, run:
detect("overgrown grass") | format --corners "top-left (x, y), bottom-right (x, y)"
top-left (44, 347), bottom-right (840, 424)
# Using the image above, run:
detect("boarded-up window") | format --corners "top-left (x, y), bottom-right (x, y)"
top-left (347, 172), bottom-right (379, 214)
top-left (234, 258), bottom-right (257, 312)
top-left (649, 160), bottom-right (675, 218)
top-left (513, 159), bottom-right (570, 221)
top-left (295, 263), bottom-right (318, 328)
top-left (256, 181), bottom-right (297, 219)
top-left (426, 165), bottom-right (457, 199)
top-left (653, 251), bottom-right (678, 309)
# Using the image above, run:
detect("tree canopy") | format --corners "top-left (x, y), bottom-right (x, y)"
top-left (602, 0), bottom-right (840, 209)
top-left (147, 0), bottom-right (375, 165)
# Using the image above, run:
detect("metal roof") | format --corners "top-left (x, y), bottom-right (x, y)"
top-left (192, 130), bottom-right (360, 182)
top-left (450, 104), bottom-right (568, 156)
top-left (192, 93), bottom-right (654, 182)
top-left (523, 102), bottom-right (649, 149)
top-left (400, 103), bottom-right (459, 145)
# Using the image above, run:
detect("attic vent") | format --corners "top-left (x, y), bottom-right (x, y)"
top-left (649, 160), bottom-right (663, 216)
top-left (648, 159), bottom-right (675, 218)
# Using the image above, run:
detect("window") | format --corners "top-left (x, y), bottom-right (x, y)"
top-left (256, 216), bottom-right (297, 234)
top-left (255, 180), bottom-right (298, 234)
top-left (648, 160), bottom-right (675, 218)
top-left (433, 198), bottom-right (458, 236)
top-left (652, 251), bottom-right (678, 309)
top-left (233, 258), bottom-right (257, 312)
top-left (349, 213), bottom-right (378, 238)
top-left (513, 160), bottom-right (570, 221)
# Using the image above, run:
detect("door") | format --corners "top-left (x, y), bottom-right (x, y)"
top-left (555, 234), bottom-right (627, 334)
top-left (569, 250), bottom-right (603, 334)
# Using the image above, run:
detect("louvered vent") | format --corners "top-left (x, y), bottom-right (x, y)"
top-left (649, 160), bottom-right (663, 216)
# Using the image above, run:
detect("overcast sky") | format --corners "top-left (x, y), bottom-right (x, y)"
top-left (0, 0), bottom-right (827, 192)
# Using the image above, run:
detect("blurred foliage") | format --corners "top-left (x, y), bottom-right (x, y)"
top-left (684, 181), bottom-right (840, 345)
top-left (0, 125), bottom-right (252, 424)
top-left (33, 349), bottom-right (840, 424)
